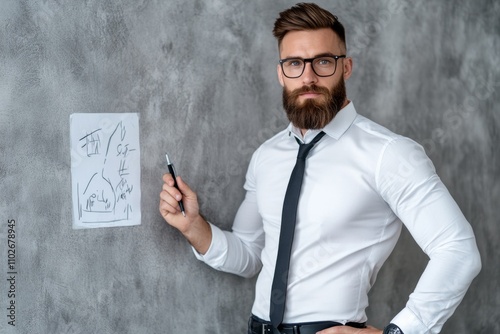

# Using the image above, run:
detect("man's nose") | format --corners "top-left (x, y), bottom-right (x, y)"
top-left (301, 62), bottom-right (318, 85)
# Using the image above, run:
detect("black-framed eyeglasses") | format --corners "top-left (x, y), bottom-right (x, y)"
top-left (279, 55), bottom-right (346, 78)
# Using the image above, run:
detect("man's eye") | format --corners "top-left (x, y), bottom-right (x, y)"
top-left (286, 60), bottom-right (303, 67)
top-left (316, 58), bottom-right (332, 65)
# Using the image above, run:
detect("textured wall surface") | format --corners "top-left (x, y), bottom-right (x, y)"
top-left (0, 0), bottom-right (498, 333)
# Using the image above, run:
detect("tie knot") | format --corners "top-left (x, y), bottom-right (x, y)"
top-left (296, 131), bottom-right (326, 160)
top-left (297, 142), bottom-right (316, 159)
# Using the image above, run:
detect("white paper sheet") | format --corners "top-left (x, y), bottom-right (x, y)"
top-left (70, 113), bottom-right (141, 229)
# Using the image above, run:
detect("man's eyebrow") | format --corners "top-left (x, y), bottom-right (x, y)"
top-left (282, 52), bottom-right (338, 59)
top-left (313, 52), bottom-right (338, 58)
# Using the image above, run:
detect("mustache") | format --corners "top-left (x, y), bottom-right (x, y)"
top-left (288, 84), bottom-right (331, 99)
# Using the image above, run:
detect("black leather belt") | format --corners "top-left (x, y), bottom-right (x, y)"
top-left (249, 315), bottom-right (366, 334)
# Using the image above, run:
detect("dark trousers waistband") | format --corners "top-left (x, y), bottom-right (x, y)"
top-left (248, 315), bottom-right (366, 334)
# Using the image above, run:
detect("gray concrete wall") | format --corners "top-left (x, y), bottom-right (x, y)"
top-left (0, 1), bottom-right (498, 333)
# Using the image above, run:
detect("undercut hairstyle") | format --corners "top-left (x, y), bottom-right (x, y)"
top-left (273, 3), bottom-right (346, 50)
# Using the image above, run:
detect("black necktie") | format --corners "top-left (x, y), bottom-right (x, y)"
top-left (270, 131), bottom-right (326, 328)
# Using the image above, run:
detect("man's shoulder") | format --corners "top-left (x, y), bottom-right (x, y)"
top-left (347, 113), bottom-right (430, 163)
top-left (352, 114), bottom-right (431, 168)
top-left (351, 113), bottom-right (402, 143)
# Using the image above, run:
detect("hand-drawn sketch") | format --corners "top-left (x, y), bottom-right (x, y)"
top-left (70, 113), bottom-right (141, 229)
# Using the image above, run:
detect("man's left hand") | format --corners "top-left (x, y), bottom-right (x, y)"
top-left (316, 325), bottom-right (382, 334)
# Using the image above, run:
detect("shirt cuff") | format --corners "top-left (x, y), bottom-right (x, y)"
top-left (391, 308), bottom-right (429, 334)
top-left (191, 222), bottom-right (228, 268)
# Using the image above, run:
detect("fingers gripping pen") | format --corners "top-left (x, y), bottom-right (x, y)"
top-left (166, 154), bottom-right (186, 217)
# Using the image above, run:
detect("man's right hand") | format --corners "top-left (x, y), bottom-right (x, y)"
top-left (159, 173), bottom-right (212, 254)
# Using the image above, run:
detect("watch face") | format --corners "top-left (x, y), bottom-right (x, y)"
top-left (384, 324), bottom-right (403, 334)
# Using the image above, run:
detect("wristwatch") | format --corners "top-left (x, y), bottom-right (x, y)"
top-left (383, 323), bottom-right (404, 334)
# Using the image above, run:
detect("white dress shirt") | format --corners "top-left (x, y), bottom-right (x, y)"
top-left (194, 102), bottom-right (481, 334)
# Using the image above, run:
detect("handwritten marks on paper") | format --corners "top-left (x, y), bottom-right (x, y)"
top-left (70, 113), bottom-right (141, 229)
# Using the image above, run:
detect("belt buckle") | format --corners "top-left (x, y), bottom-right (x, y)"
top-left (261, 323), bottom-right (273, 334)
top-left (260, 323), bottom-right (300, 334)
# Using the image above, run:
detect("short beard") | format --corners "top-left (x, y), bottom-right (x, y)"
top-left (282, 77), bottom-right (347, 130)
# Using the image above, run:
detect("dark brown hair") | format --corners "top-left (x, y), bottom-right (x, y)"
top-left (273, 3), bottom-right (346, 49)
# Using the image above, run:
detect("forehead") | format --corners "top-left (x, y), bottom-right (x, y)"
top-left (279, 28), bottom-right (344, 58)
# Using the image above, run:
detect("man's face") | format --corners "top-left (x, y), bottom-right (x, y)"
top-left (277, 28), bottom-right (352, 131)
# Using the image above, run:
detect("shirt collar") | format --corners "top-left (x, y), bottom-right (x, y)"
top-left (285, 101), bottom-right (358, 143)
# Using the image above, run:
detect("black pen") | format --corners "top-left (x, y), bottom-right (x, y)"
top-left (166, 153), bottom-right (186, 217)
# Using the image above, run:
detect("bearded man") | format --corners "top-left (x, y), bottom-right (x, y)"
top-left (159, 3), bottom-right (481, 334)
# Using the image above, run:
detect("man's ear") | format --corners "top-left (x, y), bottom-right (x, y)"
top-left (343, 57), bottom-right (353, 81)
top-left (277, 64), bottom-right (285, 87)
